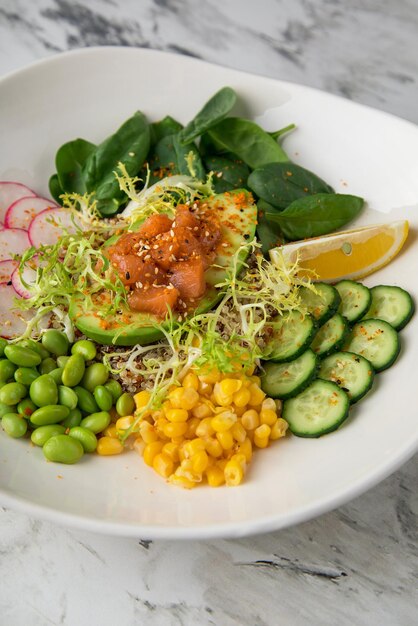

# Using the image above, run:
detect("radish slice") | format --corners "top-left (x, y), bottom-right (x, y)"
top-left (28, 208), bottom-right (83, 248)
top-left (0, 228), bottom-right (30, 262)
top-left (0, 259), bottom-right (18, 283)
top-left (0, 182), bottom-right (36, 224)
top-left (5, 196), bottom-right (58, 230)
top-left (11, 262), bottom-right (37, 299)
top-left (0, 283), bottom-right (31, 339)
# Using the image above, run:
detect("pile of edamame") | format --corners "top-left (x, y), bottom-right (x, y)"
top-left (0, 330), bottom-right (135, 464)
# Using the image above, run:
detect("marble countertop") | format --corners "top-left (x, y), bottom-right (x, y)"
top-left (0, 1), bottom-right (417, 624)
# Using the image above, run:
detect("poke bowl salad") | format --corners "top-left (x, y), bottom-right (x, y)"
top-left (0, 86), bottom-right (414, 490)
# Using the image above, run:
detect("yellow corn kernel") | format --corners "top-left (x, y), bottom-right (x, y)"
top-left (192, 403), bottom-right (212, 420)
top-left (97, 436), bottom-right (124, 456)
top-left (168, 387), bottom-right (185, 409)
top-left (230, 453), bottom-right (247, 471)
top-left (143, 441), bottom-right (165, 466)
top-left (182, 371), bottom-right (199, 391)
top-left (274, 399), bottom-right (283, 415)
top-left (153, 452), bottom-right (174, 478)
top-left (250, 375), bottom-right (261, 386)
top-left (270, 417), bottom-right (288, 440)
top-left (233, 387), bottom-right (251, 408)
top-left (169, 474), bottom-right (196, 489)
top-left (139, 421), bottom-right (159, 444)
top-left (155, 417), bottom-right (169, 434)
top-left (195, 418), bottom-right (214, 440)
top-left (211, 411), bottom-right (237, 433)
top-left (162, 421), bottom-right (188, 439)
top-left (191, 450), bottom-right (209, 473)
top-left (116, 415), bottom-right (134, 431)
top-left (104, 424), bottom-right (118, 438)
top-left (248, 383), bottom-right (266, 406)
top-left (185, 416), bottom-right (200, 438)
top-left (166, 408), bottom-right (189, 423)
top-left (183, 437), bottom-right (206, 458)
top-left (182, 388), bottom-right (200, 410)
top-left (205, 437), bottom-right (223, 458)
top-left (133, 436), bottom-right (145, 456)
top-left (262, 398), bottom-right (277, 412)
top-left (162, 400), bottom-right (173, 413)
top-left (259, 409), bottom-right (277, 426)
top-left (231, 421), bottom-right (247, 443)
top-left (238, 437), bottom-right (253, 463)
top-left (224, 459), bottom-right (244, 486)
top-left (134, 390), bottom-right (151, 409)
top-left (220, 378), bottom-right (242, 396)
top-left (198, 380), bottom-right (213, 396)
top-left (206, 465), bottom-right (225, 487)
top-left (212, 383), bottom-right (233, 407)
top-left (216, 430), bottom-right (234, 450)
top-left (241, 409), bottom-right (260, 431)
top-left (234, 404), bottom-right (247, 417)
top-left (254, 424), bottom-right (271, 448)
top-left (162, 441), bottom-right (180, 462)
top-left (198, 367), bottom-right (220, 384)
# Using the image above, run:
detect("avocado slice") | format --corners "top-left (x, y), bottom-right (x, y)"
top-left (69, 189), bottom-right (257, 345)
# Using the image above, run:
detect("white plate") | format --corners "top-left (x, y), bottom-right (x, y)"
top-left (0, 47), bottom-right (417, 539)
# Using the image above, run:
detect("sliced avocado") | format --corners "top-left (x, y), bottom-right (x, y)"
top-left (69, 189), bottom-right (257, 345)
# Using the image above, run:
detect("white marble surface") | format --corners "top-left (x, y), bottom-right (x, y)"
top-left (0, 1), bottom-right (417, 624)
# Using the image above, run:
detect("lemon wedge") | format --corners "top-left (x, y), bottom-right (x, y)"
top-left (270, 220), bottom-right (409, 282)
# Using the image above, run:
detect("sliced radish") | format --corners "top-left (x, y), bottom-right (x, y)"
top-left (0, 259), bottom-right (18, 283)
top-left (28, 208), bottom-right (83, 248)
top-left (0, 182), bottom-right (36, 224)
top-left (0, 283), bottom-right (31, 339)
top-left (5, 196), bottom-right (58, 230)
top-left (11, 261), bottom-right (37, 299)
top-left (0, 228), bottom-right (31, 262)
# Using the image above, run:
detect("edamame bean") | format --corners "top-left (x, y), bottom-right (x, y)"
top-left (71, 339), bottom-right (97, 362)
top-left (0, 382), bottom-right (27, 406)
top-left (43, 434), bottom-right (84, 464)
top-left (61, 408), bottom-right (82, 429)
top-left (0, 401), bottom-right (16, 417)
top-left (116, 392), bottom-right (135, 417)
top-left (30, 374), bottom-right (58, 407)
top-left (0, 359), bottom-right (17, 382)
top-left (68, 426), bottom-right (97, 452)
top-left (30, 404), bottom-right (70, 426)
top-left (62, 354), bottom-right (85, 387)
top-left (74, 386), bottom-right (99, 414)
top-left (80, 411), bottom-right (110, 434)
top-left (81, 363), bottom-right (108, 393)
top-left (17, 398), bottom-right (37, 418)
top-left (41, 329), bottom-right (69, 356)
top-left (49, 367), bottom-right (63, 385)
top-left (57, 356), bottom-right (70, 368)
top-left (40, 357), bottom-right (57, 375)
top-left (4, 345), bottom-right (41, 368)
top-left (104, 379), bottom-right (123, 402)
top-left (14, 367), bottom-right (39, 385)
top-left (31, 424), bottom-right (66, 446)
top-left (0, 338), bottom-right (8, 357)
top-left (93, 385), bottom-right (113, 411)
top-left (1, 413), bottom-right (27, 438)
top-left (58, 385), bottom-right (78, 410)
top-left (18, 339), bottom-right (49, 360)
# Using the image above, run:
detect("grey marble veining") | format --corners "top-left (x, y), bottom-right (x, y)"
top-left (0, 1), bottom-right (418, 625)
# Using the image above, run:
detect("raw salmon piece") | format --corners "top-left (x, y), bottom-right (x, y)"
top-left (109, 253), bottom-right (163, 286)
top-left (169, 257), bottom-right (206, 299)
top-left (174, 205), bottom-right (201, 230)
top-left (137, 213), bottom-right (172, 239)
top-left (128, 285), bottom-right (179, 317)
top-left (150, 232), bottom-right (181, 270)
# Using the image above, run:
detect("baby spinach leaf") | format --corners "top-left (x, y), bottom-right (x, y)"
top-left (151, 116), bottom-right (183, 144)
top-left (206, 118), bottom-right (289, 168)
top-left (179, 87), bottom-right (237, 145)
top-left (83, 111), bottom-right (150, 215)
top-left (257, 203), bottom-right (285, 255)
top-left (248, 162), bottom-right (333, 209)
top-left (269, 123), bottom-right (296, 140)
top-left (146, 133), bottom-right (205, 185)
top-left (55, 138), bottom-right (96, 196)
top-left (48, 174), bottom-right (65, 204)
top-left (266, 193), bottom-right (364, 240)
top-left (204, 155), bottom-right (250, 193)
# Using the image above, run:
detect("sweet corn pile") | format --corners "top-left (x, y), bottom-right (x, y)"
top-left (102, 368), bottom-right (288, 488)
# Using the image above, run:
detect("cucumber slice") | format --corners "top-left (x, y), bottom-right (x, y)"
top-left (335, 280), bottom-right (371, 323)
top-left (260, 350), bottom-right (318, 399)
top-left (299, 283), bottom-right (341, 325)
top-left (311, 313), bottom-right (349, 357)
top-left (283, 379), bottom-right (350, 437)
top-left (318, 351), bottom-right (375, 403)
top-left (344, 318), bottom-right (400, 372)
top-left (262, 311), bottom-right (316, 362)
top-left (363, 285), bottom-right (414, 331)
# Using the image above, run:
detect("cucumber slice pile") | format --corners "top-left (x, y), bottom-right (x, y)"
top-left (261, 279), bottom-right (414, 438)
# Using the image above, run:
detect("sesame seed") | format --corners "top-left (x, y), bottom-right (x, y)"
top-left (222, 242), bottom-right (229, 247)
top-left (168, 245), bottom-right (173, 252)
top-left (205, 231), bottom-right (210, 237)
top-left (154, 268), bottom-right (159, 274)
top-left (153, 244), bottom-right (159, 250)
top-left (144, 254), bottom-right (151, 261)
top-left (169, 230), bottom-right (175, 237)
top-left (145, 273), bottom-right (151, 278)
